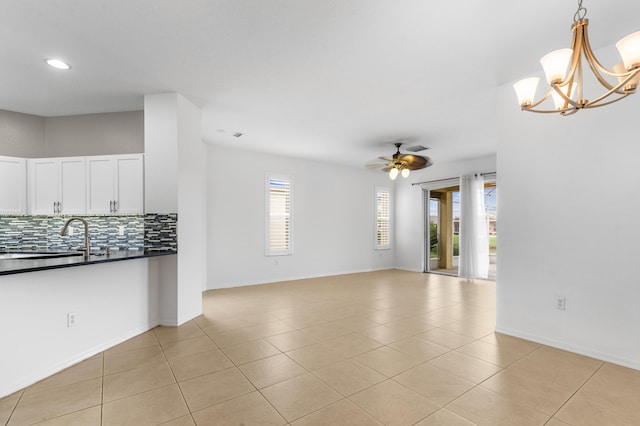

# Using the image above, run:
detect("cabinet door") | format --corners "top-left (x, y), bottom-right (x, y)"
top-left (0, 156), bottom-right (27, 214)
top-left (114, 154), bottom-right (144, 214)
top-left (59, 158), bottom-right (86, 214)
top-left (28, 159), bottom-right (59, 215)
top-left (86, 156), bottom-right (115, 214)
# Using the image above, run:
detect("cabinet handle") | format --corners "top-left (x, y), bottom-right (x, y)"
top-left (113, 200), bottom-right (118, 213)
top-left (109, 200), bottom-right (113, 213)
top-left (53, 202), bottom-right (56, 213)
top-left (57, 201), bottom-right (61, 213)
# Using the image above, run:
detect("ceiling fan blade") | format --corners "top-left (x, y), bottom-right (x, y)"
top-left (366, 160), bottom-right (391, 170)
top-left (397, 154), bottom-right (430, 170)
top-left (366, 143), bottom-right (433, 174)
top-left (366, 163), bottom-right (385, 170)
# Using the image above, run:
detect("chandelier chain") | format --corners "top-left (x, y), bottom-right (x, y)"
top-left (574, 0), bottom-right (587, 22)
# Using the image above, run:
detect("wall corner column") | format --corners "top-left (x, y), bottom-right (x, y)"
top-left (144, 93), bottom-right (206, 326)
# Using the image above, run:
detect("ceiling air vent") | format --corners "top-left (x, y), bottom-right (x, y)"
top-left (405, 145), bottom-right (428, 152)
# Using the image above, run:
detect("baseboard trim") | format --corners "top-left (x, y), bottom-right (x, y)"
top-left (495, 325), bottom-right (640, 371)
top-left (0, 323), bottom-right (159, 399)
top-left (206, 267), bottom-right (395, 290)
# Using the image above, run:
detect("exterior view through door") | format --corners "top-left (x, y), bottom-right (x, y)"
top-left (425, 179), bottom-right (496, 280)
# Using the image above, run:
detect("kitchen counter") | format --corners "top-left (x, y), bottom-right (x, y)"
top-left (0, 249), bottom-right (175, 275)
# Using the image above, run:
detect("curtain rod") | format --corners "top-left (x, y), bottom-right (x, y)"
top-left (411, 171), bottom-right (496, 186)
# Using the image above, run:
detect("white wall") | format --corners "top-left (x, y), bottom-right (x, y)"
top-left (144, 93), bottom-right (205, 325)
top-left (0, 259), bottom-right (158, 398)
top-left (496, 75), bottom-right (640, 369)
top-left (394, 155), bottom-right (497, 272)
top-left (176, 95), bottom-right (206, 322)
top-left (207, 144), bottom-right (394, 289)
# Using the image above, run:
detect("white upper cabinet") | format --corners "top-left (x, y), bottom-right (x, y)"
top-left (87, 154), bottom-right (144, 214)
top-left (0, 156), bottom-right (27, 215)
top-left (28, 157), bottom-right (86, 215)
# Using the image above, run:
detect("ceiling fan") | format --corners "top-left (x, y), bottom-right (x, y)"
top-left (368, 142), bottom-right (432, 180)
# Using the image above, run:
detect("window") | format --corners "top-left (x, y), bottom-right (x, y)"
top-left (375, 187), bottom-right (391, 249)
top-left (266, 174), bottom-right (292, 255)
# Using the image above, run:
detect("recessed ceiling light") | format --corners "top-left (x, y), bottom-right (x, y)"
top-left (45, 58), bottom-right (71, 70)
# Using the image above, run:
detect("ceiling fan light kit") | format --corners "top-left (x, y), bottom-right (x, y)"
top-left (513, 0), bottom-right (640, 115)
top-left (369, 142), bottom-right (432, 180)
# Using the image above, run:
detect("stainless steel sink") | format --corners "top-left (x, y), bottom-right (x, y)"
top-left (0, 252), bottom-right (85, 260)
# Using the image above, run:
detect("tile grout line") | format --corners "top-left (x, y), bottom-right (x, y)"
top-left (3, 390), bottom-right (24, 426)
top-left (183, 320), bottom-right (277, 422)
top-left (419, 332), bottom-right (508, 425)
top-left (100, 352), bottom-right (105, 426)
top-left (544, 360), bottom-right (606, 425)
top-left (154, 327), bottom-right (198, 425)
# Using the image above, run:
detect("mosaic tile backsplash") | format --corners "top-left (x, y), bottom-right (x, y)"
top-left (0, 213), bottom-right (177, 252)
top-left (144, 214), bottom-right (178, 252)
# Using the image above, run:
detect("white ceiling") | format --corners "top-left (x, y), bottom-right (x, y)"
top-left (2, 0), bottom-right (639, 167)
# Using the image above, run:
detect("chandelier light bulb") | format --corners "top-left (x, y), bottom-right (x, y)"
top-left (616, 31), bottom-right (640, 70)
top-left (389, 167), bottom-right (399, 180)
top-left (513, 77), bottom-right (540, 107)
top-left (540, 48), bottom-right (573, 84)
top-left (401, 168), bottom-right (410, 178)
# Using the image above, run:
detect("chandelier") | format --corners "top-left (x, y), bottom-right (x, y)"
top-left (513, 0), bottom-right (640, 115)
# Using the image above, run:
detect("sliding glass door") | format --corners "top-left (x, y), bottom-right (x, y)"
top-left (424, 181), bottom-right (497, 280)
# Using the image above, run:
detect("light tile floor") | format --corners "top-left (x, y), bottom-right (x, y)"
top-left (2, 270), bottom-right (640, 425)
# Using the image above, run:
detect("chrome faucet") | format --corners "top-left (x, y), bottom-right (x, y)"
top-left (60, 217), bottom-right (90, 257)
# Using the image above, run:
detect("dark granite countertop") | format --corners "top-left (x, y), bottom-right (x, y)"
top-left (0, 249), bottom-right (176, 276)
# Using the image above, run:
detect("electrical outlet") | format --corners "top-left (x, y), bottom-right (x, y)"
top-left (555, 296), bottom-right (566, 310)
top-left (68, 226), bottom-right (74, 236)
top-left (67, 312), bottom-right (77, 327)
top-left (118, 225), bottom-right (125, 236)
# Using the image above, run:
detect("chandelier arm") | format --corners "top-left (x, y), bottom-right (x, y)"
top-left (560, 21), bottom-right (584, 91)
top-left (521, 88), bottom-right (555, 110)
top-left (551, 83), bottom-right (580, 109)
top-left (580, 27), bottom-right (618, 90)
top-left (582, 47), bottom-right (639, 96)
top-left (523, 105), bottom-right (578, 114)
top-left (583, 89), bottom-right (633, 108)
top-left (523, 87), bottom-right (579, 113)
top-left (618, 68), bottom-right (640, 88)
top-left (527, 89), bottom-right (632, 113)
top-left (590, 94), bottom-right (633, 108)
top-left (561, 108), bottom-right (580, 116)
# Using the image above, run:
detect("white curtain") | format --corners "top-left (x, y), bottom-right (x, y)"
top-left (458, 173), bottom-right (489, 279)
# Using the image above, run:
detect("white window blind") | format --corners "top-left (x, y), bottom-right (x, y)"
top-left (266, 174), bottom-right (292, 255)
top-left (376, 188), bottom-right (391, 249)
